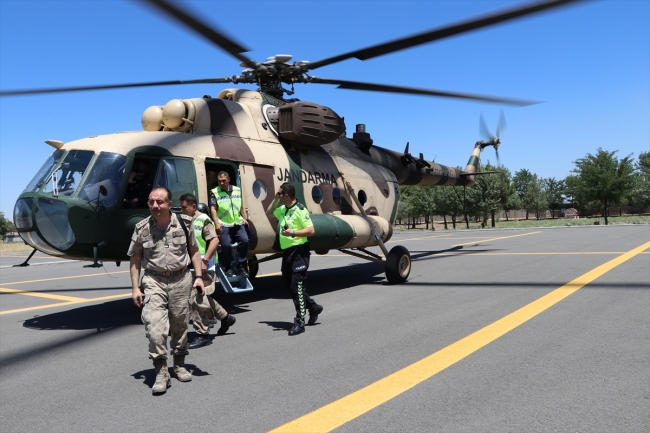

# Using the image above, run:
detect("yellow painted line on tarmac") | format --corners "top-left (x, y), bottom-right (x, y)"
top-left (387, 233), bottom-right (452, 243)
top-left (0, 287), bottom-right (86, 302)
top-left (1, 270), bottom-right (130, 286)
top-left (451, 231), bottom-right (540, 246)
top-left (428, 251), bottom-right (650, 257)
top-left (0, 271), bottom-right (284, 315)
top-left (269, 241), bottom-right (650, 433)
top-left (0, 302), bottom-right (79, 315)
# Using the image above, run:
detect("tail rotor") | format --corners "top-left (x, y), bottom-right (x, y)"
top-left (478, 110), bottom-right (506, 166)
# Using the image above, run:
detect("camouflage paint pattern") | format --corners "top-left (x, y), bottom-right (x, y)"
top-left (15, 89), bottom-right (491, 261)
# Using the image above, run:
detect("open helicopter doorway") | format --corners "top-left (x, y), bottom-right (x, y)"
top-left (204, 160), bottom-right (240, 201)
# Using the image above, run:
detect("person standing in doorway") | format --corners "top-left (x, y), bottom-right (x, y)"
top-left (209, 171), bottom-right (250, 277)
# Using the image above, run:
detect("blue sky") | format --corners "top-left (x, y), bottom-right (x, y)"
top-left (1, 0), bottom-right (648, 217)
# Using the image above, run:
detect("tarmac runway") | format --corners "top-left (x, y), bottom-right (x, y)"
top-left (0, 225), bottom-right (648, 433)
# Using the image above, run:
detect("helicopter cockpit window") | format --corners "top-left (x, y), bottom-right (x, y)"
top-left (311, 186), bottom-right (323, 204)
top-left (78, 152), bottom-right (127, 207)
top-left (23, 149), bottom-right (64, 193)
top-left (42, 150), bottom-right (94, 197)
top-left (154, 157), bottom-right (197, 208)
top-left (332, 187), bottom-right (342, 205)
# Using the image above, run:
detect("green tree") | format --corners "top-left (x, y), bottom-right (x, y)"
top-left (570, 148), bottom-right (636, 225)
top-left (495, 166), bottom-right (516, 221)
top-left (411, 186), bottom-right (437, 230)
top-left (513, 169), bottom-right (534, 219)
top-left (466, 162), bottom-right (502, 227)
top-left (544, 177), bottom-right (565, 219)
top-left (526, 175), bottom-right (548, 219)
top-left (626, 151), bottom-right (650, 215)
top-left (434, 185), bottom-right (465, 229)
top-left (0, 212), bottom-right (15, 240)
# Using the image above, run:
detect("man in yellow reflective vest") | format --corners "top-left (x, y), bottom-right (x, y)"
top-left (209, 171), bottom-right (250, 278)
top-left (180, 193), bottom-right (236, 349)
top-left (266, 183), bottom-right (323, 336)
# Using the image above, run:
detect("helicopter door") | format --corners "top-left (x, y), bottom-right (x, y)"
top-left (204, 159), bottom-right (240, 198)
top-left (154, 157), bottom-right (198, 211)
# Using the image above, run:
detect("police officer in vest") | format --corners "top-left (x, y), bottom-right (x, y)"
top-left (129, 187), bottom-right (205, 395)
top-left (209, 171), bottom-right (250, 278)
top-left (266, 183), bottom-right (323, 336)
top-left (180, 194), bottom-right (236, 349)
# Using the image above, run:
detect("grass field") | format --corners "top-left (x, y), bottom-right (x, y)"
top-left (1, 216), bottom-right (648, 253)
top-left (395, 215), bottom-right (650, 231)
top-left (0, 242), bottom-right (33, 253)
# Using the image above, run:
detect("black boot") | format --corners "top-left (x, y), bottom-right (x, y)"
top-left (217, 314), bottom-right (236, 335)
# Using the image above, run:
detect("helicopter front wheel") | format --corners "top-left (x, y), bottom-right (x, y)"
top-left (248, 255), bottom-right (259, 279)
top-left (385, 245), bottom-right (411, 284)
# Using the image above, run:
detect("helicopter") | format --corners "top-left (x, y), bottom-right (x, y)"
top-left (3, 0), bottom-right (586, 284)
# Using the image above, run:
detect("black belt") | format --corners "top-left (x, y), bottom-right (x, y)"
top-left (145, 268), bottom-right (186, 277)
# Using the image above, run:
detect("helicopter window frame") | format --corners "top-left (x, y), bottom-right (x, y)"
top-left (357, 190), bottom-right (367, 207)
top-left (252, 179), bottom-right (268, 201)
top-left (154, 156), bottom-right (199, 210)
top-left (77, 152), bottom-right (128, 208)
top-left (23, 149), bottom-right (65, 194)
top-left (311, 185), bottom-right (324, 204)
top-left (332, 187), bottom-right (342, 205)
top-left (42, 149), bottom-right (95, 197)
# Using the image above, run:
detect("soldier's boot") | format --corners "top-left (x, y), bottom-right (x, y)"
top-left (173, 355), bottom-right (192, 382)
top-left (152, 358), bottom-right (171, 395)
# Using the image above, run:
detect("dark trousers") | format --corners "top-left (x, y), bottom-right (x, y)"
top-left (218, 224), bottom-right (249, 269)
top-left (281, 244), bottom-right (316, 326)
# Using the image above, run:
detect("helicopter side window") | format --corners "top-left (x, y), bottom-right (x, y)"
top-left (23, 149), bottom-right (64, 193)
top-left (332, 187), bottom-right (342, 205)
top-left (252, 179), bottom-right (268, 200)
top-left (312, 186), bottom-right (324, 204)
top-left (357, 190), bottom-right (367, 207)
top-left (78, 152), bottom-right (127, 207)
top-left (42, 150), bottom-right (94, 196)
top-left (154, 157), bottom-right (198, 209)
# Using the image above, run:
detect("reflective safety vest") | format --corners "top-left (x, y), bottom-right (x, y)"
top-left (191, 212), bottom-right (212, 255)
top-left (211, 185), bottom-right (244, 227)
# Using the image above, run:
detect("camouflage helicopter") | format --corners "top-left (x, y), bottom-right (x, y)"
top-left (4, 0), bottom-right (582, 284)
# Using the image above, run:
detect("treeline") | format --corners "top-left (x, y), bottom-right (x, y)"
top-left (397, 149), bottom-right (650, 228)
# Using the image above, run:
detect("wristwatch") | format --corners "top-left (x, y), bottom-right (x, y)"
top-left (291, 230), bottom-right (296, 238)
top-left (195, 275), bottom-right (203, 279)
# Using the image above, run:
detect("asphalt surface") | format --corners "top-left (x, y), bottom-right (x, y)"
top-left (0, 225), bottom-right (648, 433)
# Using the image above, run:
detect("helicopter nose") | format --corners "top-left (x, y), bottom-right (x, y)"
top-left (14, 197), bottom-right (76, 255)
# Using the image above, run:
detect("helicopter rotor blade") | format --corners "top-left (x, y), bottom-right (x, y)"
top-left (310, 78), bottom-right (538, 106)
top-left (138, 0), bottom-right (258, 69)
top-left (479, 114), bottom-right (492, 140)
top-left (496, 109), bottom-right (507, 137)
top-left (307, 0), bottom-right (586, 70)
top-left (0, 77), bottom-right (234, 97)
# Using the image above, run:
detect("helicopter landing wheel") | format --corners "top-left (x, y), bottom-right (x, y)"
top-left (248, 255), bottom-right (259, 279)
top-left (385, 245), bottom-right (411, 284)
top-left (386, 245), bottom-right (411, 284)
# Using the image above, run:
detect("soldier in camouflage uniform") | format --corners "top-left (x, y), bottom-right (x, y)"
top-left (129, 187), bottom-right (206, 395)
top-left (179, 193), bottom-right (236, 349)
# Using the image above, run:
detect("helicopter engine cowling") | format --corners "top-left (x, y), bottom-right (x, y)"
top-left (142, 99), bottom-right (197, 132)
top-left (277, 101), bottom-right (345, 146)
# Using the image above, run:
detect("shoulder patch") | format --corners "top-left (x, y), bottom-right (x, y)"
top-left (179, 214), bottom-right (193, 223)
top-left (295, 202), bottom-right (305, 210)
top-left (135, 216), bottom-right (152, 229)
